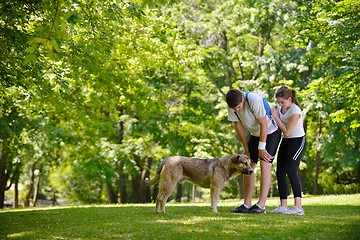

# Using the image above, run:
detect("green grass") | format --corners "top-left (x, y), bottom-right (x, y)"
top-left (1, 194), bottom-right (359, 239)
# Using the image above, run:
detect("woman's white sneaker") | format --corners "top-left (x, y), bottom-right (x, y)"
top-left (270, 205), bottom-right (289, 213)
top-left (284, 206), bottom-right (305, 215)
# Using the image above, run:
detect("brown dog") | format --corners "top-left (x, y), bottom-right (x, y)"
top-left (145, 154), bottom-right (253, 213)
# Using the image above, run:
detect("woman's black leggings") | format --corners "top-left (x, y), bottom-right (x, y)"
top-left (276, 136), bottom-right (306, 199)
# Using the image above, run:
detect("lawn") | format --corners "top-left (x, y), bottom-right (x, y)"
top-left (1, 194), bottom-right (359, 239)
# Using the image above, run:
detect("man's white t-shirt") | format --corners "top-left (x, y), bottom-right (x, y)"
top-left (227, 92), bottom-right (278, 137)
top-left (278, 103), bottom-right (305, 138)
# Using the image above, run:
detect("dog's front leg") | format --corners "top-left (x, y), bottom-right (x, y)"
top-left (210, 186), bottom-right (221, 213)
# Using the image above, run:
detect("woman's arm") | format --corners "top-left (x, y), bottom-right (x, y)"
top-left (271, 108), bottom-right (300, 137)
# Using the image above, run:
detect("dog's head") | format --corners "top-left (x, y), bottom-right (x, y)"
top-left (231, 154), bottom-right (253, 175)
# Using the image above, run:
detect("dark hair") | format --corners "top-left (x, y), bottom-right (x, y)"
top-left (275, 86), bottom-right (303, 110)
top-left (226, 89), bottom-right (243, 108)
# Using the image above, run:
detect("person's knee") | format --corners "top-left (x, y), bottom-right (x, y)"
top-left (260, 160), bottom-right (272, 169)
top-left (286, 170), bottom-right (299, 178)
top-left (276, 170), bottom-right (286, 178)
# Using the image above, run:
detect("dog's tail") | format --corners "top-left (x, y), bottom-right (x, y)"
top-left (144, 174), bottom-right (160, 186)
top-left (144, 158), bottom-right (168, 186)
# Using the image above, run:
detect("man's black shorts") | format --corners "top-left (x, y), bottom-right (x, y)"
top-left (248, 129), bottom-right (281, 164)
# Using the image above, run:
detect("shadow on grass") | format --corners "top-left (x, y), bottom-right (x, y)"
top-left (1, 203), bottom-right (359, 239)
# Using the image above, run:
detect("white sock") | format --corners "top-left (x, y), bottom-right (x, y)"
top-left (256, 203), bottom-right (265, 209)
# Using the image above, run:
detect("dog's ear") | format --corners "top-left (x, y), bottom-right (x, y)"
top-left (231, 154), bottom-right (249, 164)
top-left (231, 154), bottom-right (241, 164)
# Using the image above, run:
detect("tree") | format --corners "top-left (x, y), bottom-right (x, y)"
top-left (288, 0), bottom-right (360, 193)
top-left (1, 0), bottom-right (359, 208)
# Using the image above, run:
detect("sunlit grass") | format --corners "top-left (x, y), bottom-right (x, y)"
top-left (1, 194), bottom-right (359, 239)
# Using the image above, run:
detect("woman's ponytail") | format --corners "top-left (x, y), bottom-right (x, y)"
top-left (291, 89), bottom-right (303, 110)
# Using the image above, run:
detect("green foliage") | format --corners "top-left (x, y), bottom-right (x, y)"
top-left (1, 0), bottom-right (359, 206)
top-left (290, 0), bottom-right (360, 193)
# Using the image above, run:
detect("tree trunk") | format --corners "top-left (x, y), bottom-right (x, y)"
top-left (131, 176), bottom-right (142, 203)
top-left (220, 30), bottom-right (237, 85)
top-left (192, 184), bottom-right (196, 202)
top-left (106, 183), bottom-right (118, 204)
top-left (24, 163), bottom-right (35, 207)
top-left (32, 171), bottom-right (41, 207)
top-left (117, 106), bottom-right (127, 203)
top-left (313, 112), bottom-right (322, 194)
top-left (258, 27), bottom-right (272, 57)
top-left (253, 25), bottom-right (273, 81)
top-left (119, 162), bottom-right (127, 203)
top-left (12, 162), bottom-right (21, 208)
top-left (131, 156), bottom-right (150, 203)
top-left (13, 180), bottom-right (19, 208)
top-left (299, 169), bottom-right (306, 195)
top-left (236, 56), bottom-right (245, 80)
top-left (313, 151), bottom-right (320, 194)
top-left (0, 142), bottom-right (5, 209)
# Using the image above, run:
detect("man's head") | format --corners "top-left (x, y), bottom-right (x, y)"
top-left (226, 89), bottom-right (244, 111)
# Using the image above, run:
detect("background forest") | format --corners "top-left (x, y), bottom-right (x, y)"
top-left (0, 0), bottom-right (359, 208)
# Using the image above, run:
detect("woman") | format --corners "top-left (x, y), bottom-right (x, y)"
top-left (270, 86), bottom-right (306, 215)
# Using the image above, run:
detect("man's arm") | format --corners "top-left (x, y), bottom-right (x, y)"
top-left (234, 121), bottom-right (250, 157)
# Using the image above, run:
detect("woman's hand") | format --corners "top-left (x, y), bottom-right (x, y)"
top-left (271, 107), bottom-right (279, 118)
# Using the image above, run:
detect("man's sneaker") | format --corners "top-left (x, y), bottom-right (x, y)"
top-left (284, 206), bottom-right (305, 215)
top-left (248, 204), bottom-right (266, 214)
top-left (270, 205), bottom-right (289, 213)
top-left (230, 204), bottom-right (250, 213)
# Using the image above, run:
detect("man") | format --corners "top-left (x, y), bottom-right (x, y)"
top-left (226, 89), bottom-right (281, 213)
